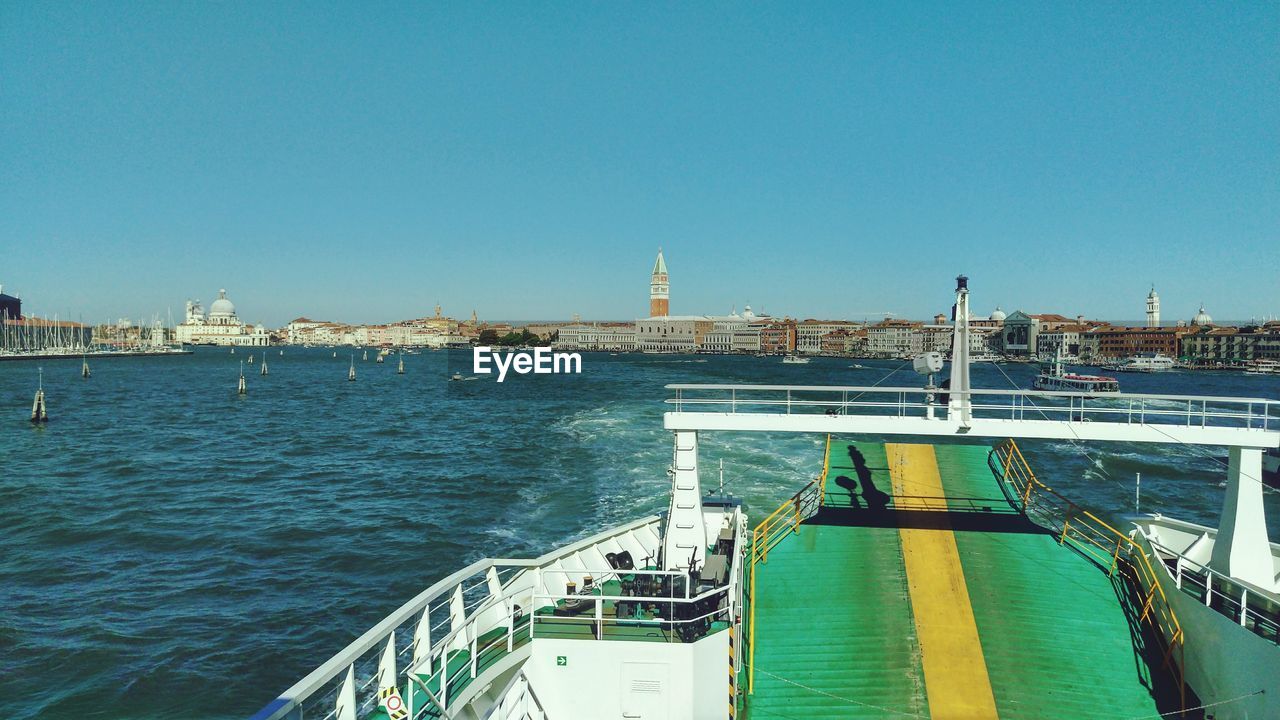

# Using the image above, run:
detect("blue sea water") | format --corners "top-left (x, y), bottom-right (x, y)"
top-left (0, 349), bottom-right (1276, 718)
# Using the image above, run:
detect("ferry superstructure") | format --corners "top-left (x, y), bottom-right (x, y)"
top-left (254, 277), bottom-right (1280, 720)
top-left (1033, 345), bottom-right (1119, 394)
top-left (1108, 352), bottom-right (1177, 373)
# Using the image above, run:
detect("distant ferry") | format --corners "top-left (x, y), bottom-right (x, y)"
top-left (1033, 347), bottom-right (1119, 394)
top-left (1106, 352), bottom-right (1176, 373)
top-left (1245, 359), bottom-right (1280, 375)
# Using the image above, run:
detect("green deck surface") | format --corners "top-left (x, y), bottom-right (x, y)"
top-left (744, 440), bottom-right (1182, 720)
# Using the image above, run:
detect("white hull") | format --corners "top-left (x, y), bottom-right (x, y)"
top-left (1132, 515), bottom-right (1280, 719)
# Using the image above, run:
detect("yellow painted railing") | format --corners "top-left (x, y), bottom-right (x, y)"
top-left (993, 439), bottom-right (1186, 713)
top-left (746, 434), bottom-right (831, 695)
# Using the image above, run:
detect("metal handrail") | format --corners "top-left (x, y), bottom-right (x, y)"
top-left (667, 383), bottom-right (1280, 406)
top-left (993, 439), bottom-right (1186, 712)
top-left (665, 384), bottom-right (1280, 432)
top-left (1147, 537), bottom-right (1280, 645)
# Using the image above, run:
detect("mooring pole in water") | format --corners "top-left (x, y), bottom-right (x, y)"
top-left (30, 367), bottom-right (48, 424)
top-left (238, 361), bottom-right (247, 395)
top-left (1135, 472), bottom-right (1141, 514)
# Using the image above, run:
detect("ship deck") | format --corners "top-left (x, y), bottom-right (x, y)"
top-left (744, 440), bottom-right (1188, 719)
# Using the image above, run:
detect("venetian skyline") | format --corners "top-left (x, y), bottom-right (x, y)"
top-left (2, 3), bottom-right (1277, 325)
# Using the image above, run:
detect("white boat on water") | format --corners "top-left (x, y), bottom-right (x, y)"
top-left (1244, 359), bottom-right (1280, 375)
top-left (1033, 346), bottom-right (1119, 394)
top-left (1106, 352), bottom-right (1176, 373)
top-left (255, 277), bottom-right (1280, 720)
top-left (781, 355), bottom-right (809, 364)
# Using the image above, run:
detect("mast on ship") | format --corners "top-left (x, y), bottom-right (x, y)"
top-left (948, 274), bottom-right (973, 425)
top-left (238, 361), bottom-right (247, 395)
top-left (30, 367), bottom-right (48, 424)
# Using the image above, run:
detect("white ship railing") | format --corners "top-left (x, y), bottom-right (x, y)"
top-left (483, 671), bottom-right (551, 720)
top-left (251, 515), bottom-right (663, 720)
top-left (1147, 537), bottom-right (1280, 646)
top-left (666, 384), bottom-right (1280, 432)
top-left (531, 566), bottom-right (738, 642)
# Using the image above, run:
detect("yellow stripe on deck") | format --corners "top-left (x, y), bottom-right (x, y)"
top-left (887, 443), bottom-right (999, 720)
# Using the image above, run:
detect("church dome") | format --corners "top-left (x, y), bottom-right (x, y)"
top-left (1192, 306), bottom-right (1213, 326)
top-left (990, 307), bottom-right (1007, 322)
top-left (209, 289), bottom-right (236, 317)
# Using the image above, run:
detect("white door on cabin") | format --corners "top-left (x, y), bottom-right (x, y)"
top-left (619, 662), bottom-right (669, 720)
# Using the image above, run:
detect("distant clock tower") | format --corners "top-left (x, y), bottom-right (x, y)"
top-left (1146, 286), bottom-right (1160, 328)
top-left (649, 248), bottom-right (669, 318)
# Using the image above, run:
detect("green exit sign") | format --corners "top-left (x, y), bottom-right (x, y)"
top-left (556, 656), bottom-right (567, 667)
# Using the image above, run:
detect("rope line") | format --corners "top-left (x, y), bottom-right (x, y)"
top-left (754, 668), bottom-right (928, 718)
top-left (1124, 689), bottom-right (1264, 719)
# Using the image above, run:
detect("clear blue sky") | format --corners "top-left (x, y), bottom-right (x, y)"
top-left (2, 2), bottom-right (1276, 326)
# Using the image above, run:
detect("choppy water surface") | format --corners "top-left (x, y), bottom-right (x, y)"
top-left (1, 349), bottom-right (1276, 718)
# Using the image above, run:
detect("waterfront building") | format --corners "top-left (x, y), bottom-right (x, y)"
top-left (698, 307), bottom-right (768, 353)
top-left (731, 323), bottom-right (767, 353)
top-left (796, 320), bottom-right (860, 354)
top-left (554, 323), bottom-right (637, 351)
top-left (867, 319), bottom-right (923, 358)
top-left (820, 327), bottom-right (868, 355)
top-left (759, 320), bottom-right (797, 354)
top-left (1191, 305), bottom-right (1214, 328)
top-left (0, 284), bottom-right (20, 322)
top-left (174, 289), bottom-right (270, 346)
top-left (999, 312), bottom-right (1081, 356)
top-left (635, 316), bottom-right (712, 352)
top-left (1084, 326), bottom-right (1191, 360)
top-left (285, 317), bottom-right (326, 343)
top-left (699, 313), bottom-right (744, 354)
top-left (1147, 287), bottom-right (1161, 328)
top-left (649, 249), bottom-right (669, 318)
top-left (353, 325), bottom-right (392, 346)
top-left (1182, 322), bottom-right (1280, 365)
top-left (973, 307), bottom-right (1006, 328)
top-left (1036, 325), bottom-right (1091, 358)
top-left (919, 324), bottom-right (954, 354)
top-left (523, 321), bottom-right (577, 341)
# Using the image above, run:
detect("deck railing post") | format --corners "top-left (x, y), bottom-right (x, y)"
top-left (531, 568), bottom-right (540, 639)
top-left (1240, 588), bottom-right (1249, 627)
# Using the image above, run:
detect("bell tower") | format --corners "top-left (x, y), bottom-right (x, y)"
top-left (1146, 286), bottom-right (1160, 328)
top-left (649, 248), bottom-right (669, 318)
